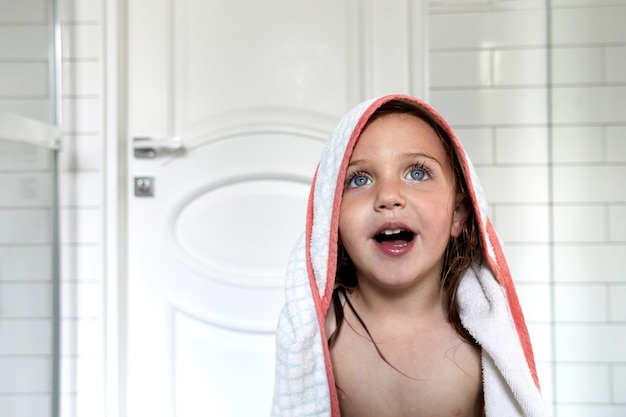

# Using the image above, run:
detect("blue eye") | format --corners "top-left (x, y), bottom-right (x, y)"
top-left (347, 174), bottom-right (371, 188)
top-left (406, 167), bottom-right (428, 181)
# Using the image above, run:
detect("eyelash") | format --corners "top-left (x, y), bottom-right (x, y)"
top-left (345, 170), bottom-right (370, 188)
top-left (407, 163), bottom-right (432, 181)
top-left (345, 162), bottom-right (433, 188)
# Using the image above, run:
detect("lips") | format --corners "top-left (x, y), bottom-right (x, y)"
top-left (372, 224), bottom-right (416, 256)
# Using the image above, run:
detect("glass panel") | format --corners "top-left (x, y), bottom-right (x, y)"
top-left (0, 138), bottom-right (58, 417)
top-left (0, 0), bottom-right (57, 124)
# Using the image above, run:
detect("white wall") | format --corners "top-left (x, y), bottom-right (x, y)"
top-left (1, 0), bottom-right (625, 416)
top-left (0, 1), bottom-right (70, 417)
top-left (430, 1), bottom-right (626, 416)
top-left (1, 0), bottom-right (108, 416)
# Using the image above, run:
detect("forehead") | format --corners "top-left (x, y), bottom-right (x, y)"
top-left (351, 112), bottom-right (448, 160)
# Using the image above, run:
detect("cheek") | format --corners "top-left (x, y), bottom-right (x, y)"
top-left (419, 197), bottom-right (457, 235)
top-left (338, 200), bottom-right (363, 252)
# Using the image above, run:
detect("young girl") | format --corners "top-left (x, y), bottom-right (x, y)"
top-left (272, 94), bottom-right (551, 417)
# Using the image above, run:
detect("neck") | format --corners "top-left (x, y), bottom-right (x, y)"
top-left (349, 277), bottom-right (447, 323)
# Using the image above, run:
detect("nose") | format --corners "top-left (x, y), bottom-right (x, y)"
top-left (375, 178), bottom-right (406, 211)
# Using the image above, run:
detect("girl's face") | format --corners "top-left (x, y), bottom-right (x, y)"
top-left (339, 112), bottom-right (466, 294)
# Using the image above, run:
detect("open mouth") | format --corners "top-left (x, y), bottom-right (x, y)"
top-left (374, 228), bottom-right (415, 244)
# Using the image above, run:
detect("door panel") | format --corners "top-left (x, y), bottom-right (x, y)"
top-left (126, 1), bottom-right (426, 415)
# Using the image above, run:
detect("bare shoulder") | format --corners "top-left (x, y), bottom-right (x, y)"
top-left (328, 303), bottom-right (483, 417)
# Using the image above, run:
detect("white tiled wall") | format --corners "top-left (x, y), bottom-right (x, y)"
top-left (431, 1), bottom-right (626, 417)
top-left (0, 2), bottom-right (58, 417)
top-left (549, 2), bottom-right (626, 416)
top-left (57, 0), bottom-right (106, 415)
top-left (1, 0), bottom-right (106, 416)
top-left (2, 0), bottom-right (625, 416)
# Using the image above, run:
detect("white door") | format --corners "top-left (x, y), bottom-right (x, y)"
top-left (125, 1), bottom-right (427, 416)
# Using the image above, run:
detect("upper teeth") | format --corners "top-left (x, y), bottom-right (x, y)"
top-left (383, 229), bottom-right (404, 235)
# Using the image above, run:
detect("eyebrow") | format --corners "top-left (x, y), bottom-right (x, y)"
top-left (348, 152), bottom-right (444, 168)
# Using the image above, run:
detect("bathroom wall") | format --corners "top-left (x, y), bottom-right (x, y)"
top-left (549, 1), bottom-right (626, 414)
top-left (0, 1), bottom-right (59, 417)
top-left (2, 0), bottom-right (107, 416)
top-left (430, 0), bottom-right (626, 416)
top-left (56, 0), bottom-right (107, 415)
top-left (1, 0), bottom-right (625, 416)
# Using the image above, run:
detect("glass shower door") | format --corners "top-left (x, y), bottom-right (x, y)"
top-left (0, 113), bottom-right (60, 417)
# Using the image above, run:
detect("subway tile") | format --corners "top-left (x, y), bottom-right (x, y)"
top-left (495, 127), bottom-right (549, 164)
top-left (60, 245), bottom-right (103, 282)
top-left (515, 283), bottom-right (551, 322)
top-left (554, 244), bottom-right (626, 282)
top-left (62, 97), bottom-right (102, 133)
top-left (527, 323), bottom-right (553, 363)
top-left (61, 282), bottom-right (102, 319)
top-left (551, 0), bottom-right (626, 6)
top-left (370, 2), bottom-right (411, 96)
top-left (62, 61), bottom-right (102, 97)
top-left (454, 127), bottom-right (494, 165)
top-left (554, 284), bottom-right (608, 322)
top-left (0, 173), bottom-right (54, 208)
top-left (503, 244), bottom-right (551, 283)
top-left (0, 395), bottom-right (51, 417)
top-left (552, 86), bottom-right (626, 125)
top-left (0, 0), bottom-right (46, 22)
top-left (430, 0), bottom-right (547, 10)
top-left (431, 88), bottom-right (548, 126)
top-left (554, 363), bottom-right (611, 403)
top-left (609, 285), bottom-right (626, 321)
top-left (554, 323), bottom-right (626, 362)
top-left (0, 320), bottom-right (52, 355)
top-left (0, 136), bottom-right (52, 171)
top-left (0, 357), bottom-right (51, 393)
top-left (60, 207), bottom-right (102, 244)
top-left (0, 27), bottom-right (48, 60)
top-left (60, 356), bottom-right (104, 398)
top-left (551, 47), bottom-right (604, 84)
top-left (429, 0), bottom-right (490, 9)
top-left (0, 63), bottom-right (48, 97)
top-left (59, 394), bottom-right (76, 417)
top-left (553, 205), bottom-right (606, 242)
top-left (58, 134), bottom-right (103, 171)
top-left (555, 405), bottom-right (626, 417)
top-left (59, 171), bottom-right (103, 207)
top-left (493, 48), bottom-right (547, 86)
top-left (606, 126), bottom-right (626, 163)
top-left (614, 364), bottom-right (626, 403)
top-left (59, 0), bottom-right (103, 22)
top-left (552, 166), bottom-right (626, 203)
top-left (608, 205), bottom-right (626, 242)
top-left (606, 46), bottom-right (626, 83)
top-left (0, 209), bottom-right (51, 244)
top-left (0, 98), bottom-right (52, 123)
top-left (552, 6), bottom-right (626, 45)
top-left (61, 24), bottom-right (101, 60)
top-left (495, 205), bottom-right (550, 242)
top-left (0, 283), bottom-right (52, 318)
top-left (430, 50), bottom-right (491, 88)
top-left (475, 166), bottom-right (549, 203)
top-left (61, 319), bottom-right (102, 355)
top-left (430, 9), bottom-right (546, 49)
top-left (551, 126), bottom-right (603, 164)
top-left (0, 246), bottom-right (52, 281)
top-left (76, 389), bottom-right (105, 417)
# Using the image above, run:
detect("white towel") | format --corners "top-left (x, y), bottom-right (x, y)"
top-left (272, 94), bottom-right (551, 417)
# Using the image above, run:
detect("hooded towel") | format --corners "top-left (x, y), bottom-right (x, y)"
top-left (272, 94), bottom-right (551, 417)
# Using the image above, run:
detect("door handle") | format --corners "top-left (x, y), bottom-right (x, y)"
top-left (133, 136), bottom-right (184, 158)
